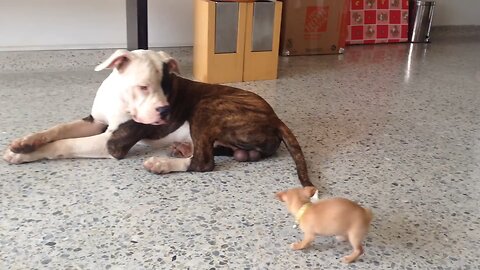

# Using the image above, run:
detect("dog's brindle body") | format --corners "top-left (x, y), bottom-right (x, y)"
top-left (5, 51), bottom-right (312, 187)
top-left (105, 72), bottom-right (313, 187)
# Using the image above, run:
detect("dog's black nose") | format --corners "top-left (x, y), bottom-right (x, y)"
top-left (156, 106), bottom-right (171, 119)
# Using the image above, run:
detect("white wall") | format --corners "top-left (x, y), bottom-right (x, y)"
top-left (0, 0), bottom-right (477, 51)
top-left (433, 0), bottom-right (480, 26)
top-left (0, 0), bottom-right (127, 50)
top-left (0, 0), bottom-right (194, 51)
top-left (148, 0), bottom-right (194, 47)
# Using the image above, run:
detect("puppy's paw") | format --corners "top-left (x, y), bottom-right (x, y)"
top-left (144, 157), bottom-right (172, 174)
top-left (335, 235), bottom-right (348, 242)
top-left (342, 255), bottom-right (356, 264)
top-left (3, 149), bottom-right (30, 164)
top-left (290, 242), bottom-right (306, 250)
top-left (169, 142), bottom-right (193, 158)
top-left (10, 133), bottom-right (48, 153)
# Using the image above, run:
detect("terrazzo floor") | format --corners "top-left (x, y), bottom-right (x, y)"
top-left (1, 31), bottom-right (479, 269)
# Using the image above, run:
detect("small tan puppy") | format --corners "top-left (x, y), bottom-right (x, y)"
top-left (276, 187), bottom-right (373, 263)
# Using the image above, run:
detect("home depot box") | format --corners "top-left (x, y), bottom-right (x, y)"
top-left (346, 0), bottom-right (409, 44)
top-left (279, 0), bottom-right (348, 56)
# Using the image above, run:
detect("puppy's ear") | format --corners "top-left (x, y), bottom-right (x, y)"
top-left (303, 186), bottom-right (317, 197)
top-left (95, 49), bottom-right (131, 72)
top-left (275, 192), bottom-right (286, 202)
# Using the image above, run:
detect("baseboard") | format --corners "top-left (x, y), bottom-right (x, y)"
top-left (0, 42), bottom-right (194, 52)
top-left (431, 25), bottom-right (480, 37)
top-left (0, 43), bottom-right (128, 52)
top-left (0, 47), bottom-right (194, 73)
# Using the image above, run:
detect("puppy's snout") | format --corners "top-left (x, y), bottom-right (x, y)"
top-left (156, 106), bottom-right (171, 119)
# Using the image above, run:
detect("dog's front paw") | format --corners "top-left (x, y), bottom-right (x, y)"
top-left (3, 149), bottom-right (30, 164)
top-left (169, 142), bottom-right (193, 158)
top-left (10, 133), bottom-right (48, 153)
top-left (144, 157), bottom-right (172, 174)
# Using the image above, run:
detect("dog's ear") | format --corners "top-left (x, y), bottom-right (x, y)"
top-left (161, 58), bottom-right (180, 96)
top-left (303, 186), bottom-right (317, 197)
top-left (166, 58), bottom-right (180, 74)
top-left (275, 192), bottom-right (286, 202)
top-left (95, 49), bottom-right (131, 72)
top-left (157, 51), bottom-right (180, 74)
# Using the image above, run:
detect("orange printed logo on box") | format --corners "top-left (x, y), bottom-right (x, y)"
top-left (304, 6), bottom-right (329, 33)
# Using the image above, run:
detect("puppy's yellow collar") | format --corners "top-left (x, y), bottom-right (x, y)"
top-left (295, 203), bottom-right (312, 224)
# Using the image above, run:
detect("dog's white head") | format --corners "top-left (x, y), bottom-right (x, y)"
top-left (95, 49), bottom-right (179, 125)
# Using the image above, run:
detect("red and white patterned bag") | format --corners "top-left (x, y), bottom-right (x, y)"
top-left (346, 0), bottom-right (409, 44)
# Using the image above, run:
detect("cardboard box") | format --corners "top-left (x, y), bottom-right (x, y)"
top-left (346, 0), bottom-right (409, 44)
top-left (279, 0), bottom-right (349, 56)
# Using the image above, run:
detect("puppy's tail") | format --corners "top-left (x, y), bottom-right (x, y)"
top-left (278, 121), bottom-right (314, 187)
top-left (364, 208), bottom-right (374, 224)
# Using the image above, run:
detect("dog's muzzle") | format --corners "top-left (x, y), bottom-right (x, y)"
top-left (156, 105), bottom-right (171, 121)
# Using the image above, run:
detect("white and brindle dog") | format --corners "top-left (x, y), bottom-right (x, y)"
top-left (4, 49), bottom-right (314, 187)
top-left (3, 49), bottom-right (191, 165)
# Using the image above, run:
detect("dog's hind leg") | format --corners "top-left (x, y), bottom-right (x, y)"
top-left (8, 115), bottom-right (107, 154)
top-left (169, 142), bottom-right (194, 158)
top-left (342, 227), bottom-right (366, 263)
top-left (143, 156), bottom-right (192, 174)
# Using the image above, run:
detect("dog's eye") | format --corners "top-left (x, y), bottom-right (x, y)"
top-left (139, 86), bottom-right (148, 91)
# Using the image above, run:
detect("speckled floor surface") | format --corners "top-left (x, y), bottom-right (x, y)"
top-left (1, 31), bottom-right (479, 269)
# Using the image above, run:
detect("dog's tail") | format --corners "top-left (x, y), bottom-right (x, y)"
top-left (278, 121), bottom-right (314, 187)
